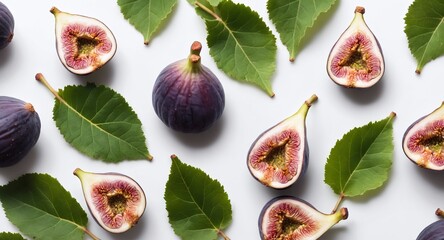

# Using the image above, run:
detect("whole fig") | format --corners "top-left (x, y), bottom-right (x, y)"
top-left (152, 41), bottom-right (225, 133)
top-left (417, 219), bottom-right (444, 240)
top-left (0, 96), bottom-right (40, 167)
top-left (0, 2), bottom-right (14, 50)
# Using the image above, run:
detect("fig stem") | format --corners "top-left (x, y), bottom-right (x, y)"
top-left (436, 208), bottom-right (444, 218)
top-left (218, 230), bottom-right (230, 240)
top-left (332, 193), bottom-right (345, 214)
top-left (82, 227), bottom-right (100, 240)
top-left (195, 2), bottom-right (221, 21)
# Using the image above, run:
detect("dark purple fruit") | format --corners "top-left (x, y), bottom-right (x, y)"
top-left (0, 96), bottom-right (40, 167)
top-left (74, 168), bottom-right (146, 233)
top-left (152, 41), bottom-right (225, 133)
top-left (0, 2), bottom-right (13, 50)
top-left (50, 7), bottom-right (117, 75)
top-left (403, 102), bottom-right (444, 170)
top-left (417, 219), bottom-right (444, 240)
top-left (259, 196), bottom-right (348, 240)
top-left (247, 95), bottom-right (317, 189)
top-left (327, 6), bottom-right (384, 88)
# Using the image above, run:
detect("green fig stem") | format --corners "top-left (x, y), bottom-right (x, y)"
top-left (50, 6), bottom-right (61, 15)
top-left (296, 94), bottom-right (318, 117)
top-left (82, 227), bottom-right (101, 240)
top-left (218, 230), bottom-right (230, 240)
top-left (332, 193), bottom-right (345, 214)
top-left (436, 208), bottom-right (444, 218)
top-left (187, 41), bottom-right (202, 73)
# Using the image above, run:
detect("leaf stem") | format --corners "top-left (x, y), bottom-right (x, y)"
top-left (332, 193), bottom-right (345, 213)
top-left (35, 73), bottom-right (65, 104)
top-left (195, 2), bottom-right (221, 21)
top-left (83, 227), bottom-right (101, 240)
top-left (218, 230), bottom-right (230, 240)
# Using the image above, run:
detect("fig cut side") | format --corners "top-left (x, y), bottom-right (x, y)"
top-left (247, 95), bottom-right (317, 189)
top-left (403, 102), bottom-right (444, 170)
top-left (50, 7), bottom-right (116, 75)
top-left (327, 6), bottom-right (384, 88)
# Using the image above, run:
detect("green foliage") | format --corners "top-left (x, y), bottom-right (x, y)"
top-left (0, 232), bottom-right (25, 240)
top-left (325, 113), bottom-right (395, 197)
top-left (164, 155), bottom-right (232, 240)
top-left (118, 0), bottom-right (177, 44)
top-left (0, 174), bottom-right (90, 240)
top-left (267, 0), bottom-right (337, 61)
top-left (404, 0), bottom-right (444, 73)
top-left (190, 0), bottom-right (277, 97)
top-left (53, 83), bottom-right (151, 162)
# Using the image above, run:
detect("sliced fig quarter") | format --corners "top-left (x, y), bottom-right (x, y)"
top-left (50, 7), bottom-right (117, 75)
top-left (327, 6), bottom-right (384, 88)
top-left (247, 95), bottom-right (317, 189)
top-left (403, 102), bottom-right (444, 170)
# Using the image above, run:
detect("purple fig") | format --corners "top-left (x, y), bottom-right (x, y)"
top-left (0, 2), bottom-right (13, 50)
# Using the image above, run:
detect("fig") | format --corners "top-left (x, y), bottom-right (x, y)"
top-left (0, 2), bottom-right (13, 50)
top-left (152, 41), bottom-right (225, 133)
top-left (327, 6), bottom-right (384, 88)
top-left (74, 168), bottom-right (146, 233)
top-left (0, 96), bottom-right (40, 167)
top-left (402, 102), bottom-right (444, 170)
top-left (247, 94), bottom-right (317, 189)
top-left (50, 7), bottom-right (116, 75)
top-left (417, 219), bottom-right (444, 240)
top-left (259, 196), bottom-right (348, 240)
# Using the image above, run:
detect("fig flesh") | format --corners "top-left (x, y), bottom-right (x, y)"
top-left (0, 2), bottom-right (13, 50)
top-left (417, 219), bottom-right (444, 240)
top-left (74, 168), bottom-right (146, 233)
top-left (327, 6), bottom-right (384, 88)
top-left (247, 95), bottom-right (317, 189)
top-left (0, 96), bottom-right (40, 167)
top-left (152, 41), bottom-right (225, 133)
top-left (259, 196), bottom-right (348, 240)
top-left (403, 102), bottom-right (444, 170)
top-left (50, 7), bottom-right (116, 75)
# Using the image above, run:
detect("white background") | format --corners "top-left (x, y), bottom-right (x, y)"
top-left (0, 0), bottom-right (443, 239)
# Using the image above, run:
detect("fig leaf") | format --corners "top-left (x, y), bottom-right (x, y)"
top-left (324, 113), bottom-right (396, 197)
top-left (0, 173), bottom-right (97, 240)
top-left (267, 0), bottom-right (337, 61)
top-left (404, 0), bottom-right (444, 74)
top-left (0, 232), bottom-right (25, 240)
top-left (165, 155), bottom-right (232, 240)
top-left (189, 0), bottom-right (277, 97)
top-left (118, 0), bottom-right (177, 44)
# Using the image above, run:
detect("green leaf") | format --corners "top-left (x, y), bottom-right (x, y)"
top-left (118, 0), bottom-right (177, 44)
top-left (404, 0), bottom-right (444, 74)
top-left (36, 73), bottom-right (152, 163)
top-left (165, 155), bottom-right (232, 240)
top-left (0, 232), bottom-right (25, 240)
top-left (324, 113), bottom-right (396, 197)
top-left (267, 0), bottom-right (337, 61)
top-left (0, 173), bottom-right (96, 240)
top-left (191, 1), bottom-right (277, 97)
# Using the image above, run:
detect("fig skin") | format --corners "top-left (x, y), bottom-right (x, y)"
top-left (247, 95), bottom-right (317, 189)
top-left (402, 102), bottom-right (444, 170)
top-left (417, 219), bottom-right (444, 240)
top-left (259, 196), bottom-right (348, 240)
top-left (0, 96), bottom-right (40, 167)
top-left (73, 168), bottom-right (146, 233)
top-left (0, 2), bottom-right (13, 50)
top-left (152, 41), bottom-right (225, 133)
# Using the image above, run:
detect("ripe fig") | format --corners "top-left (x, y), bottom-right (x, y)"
top-left (152, 41), bottom-right (225, 133)
top-left (259, 196), bottom-right (348, 240)
top-left (247, 95), bottom-right (317, 189)
top-left (74, 168), bottom-right (146, 233)
top-left (50, 7), bottom-right (117, 75)
top-left (0, 96), bottom-right (40, 167)
top-left (327, 6), bottom-right (384, 88)
top-left (403, 102), bottom-right (444, 170)
top-left (0, 2), bottom-right (13, 50)
top-left (417, 219), bottom-right (444, 240)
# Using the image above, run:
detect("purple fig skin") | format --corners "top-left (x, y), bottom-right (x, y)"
top-left (417, 219), bottom-right (444, 240)
top-left (152, 41), bottom-right (225, 133)
top-left (0, 2), bottom-right (13, 50)
top-left (0, 96), bottom-right (40, 167)
top-left (402, 115), bottom-right (427, 167)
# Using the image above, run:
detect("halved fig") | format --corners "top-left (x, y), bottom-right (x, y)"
top-left (247, 95), bottom-right (317, 189)
top-left (259, 196), bottom-right (348, 240)
top-left (327, 6), bottom-right (384, 88)
top-left (74, 168), bottom-right (146, 233)
top-left (50, 7), bottom-right (116, 75)
top-left (403, 102), bottom-right (444, 170)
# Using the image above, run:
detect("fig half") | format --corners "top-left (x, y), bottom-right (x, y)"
top-left (403, 102), bottom-right (444, 170)
top-left (50, 7), bottom-right (116, 75)
top-left (259, 196), bottom-right (348, 240)
top-left (327, 6), bottom-right (384, 88)
top-left (247, 95), bottom-right (317, 189)
top-left (74, 168), bottom-right (146, 233)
